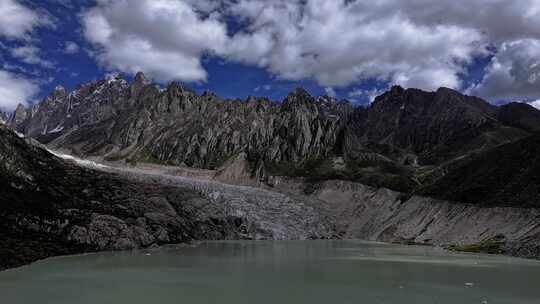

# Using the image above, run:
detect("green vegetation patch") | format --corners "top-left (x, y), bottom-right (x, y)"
top-left (448, 238), bottom-right (506, 255)
top-left (262, 154), bottom-right (417, 193)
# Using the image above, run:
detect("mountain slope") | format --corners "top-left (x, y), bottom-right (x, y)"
top-left (3, 122), bottom-right (540, 264)
top-left (420, 132), bottom-right (540, 207)
top-left (346, 86), bottom-right (529, 165)
top-left (9, 73), bottom-right (540, 199)
top-left (0, 123), bottom-right (206, 269)
top-left (497, 102), bottom-right (540, 133)
top-left (0, 125), bottom-right (336, 269)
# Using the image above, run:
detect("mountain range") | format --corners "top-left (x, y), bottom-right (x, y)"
top-left (6, 72), bottom-right (540, 205)
top-left (2, 72), bottom-right (540, 269)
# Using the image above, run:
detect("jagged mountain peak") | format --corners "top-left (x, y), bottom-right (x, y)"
top-left (131, 72), bottom-right (150, 97)
top-left (389, 85), bottom-right (405, 94)
top-left (53, 85), bottom-right (67, 94)
top-left (9, 72), bottom-right (540, 180)
top-left (165, 81), bottom-right (198, 96)
top-left (281, 87), bottom-right (317, 111)
top-left (288, 87), bottom-right (312, 99)
top-left (46, 85), bottom-right (68, 102)
top-left (14, 103), bottom-right (26, 111)
top-left (0, 110), bottom-right (9, 125)
top-left (435, 86), bottom-right (458, 94)
top-left (134, 71), bottom-right (149, 84)
top-left (497, 101), bottom-right (540, 132)
top-left (370, 85), bottom-right (496, 115)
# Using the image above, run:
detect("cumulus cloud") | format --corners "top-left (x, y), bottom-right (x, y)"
top-left (11, 45), bottom-right (55, 68)
top-left (349, 88), bottom-right (386, 103)
top-left (0, 0), bottom-right (52, 40)
top-left (0, 69), bottom-right (40, 110)
top-left (351, 0), bottom-right (540, 43)
top-left (63, 41), bottom-right (80, 54)
top-left (79, 0), bottom-right (540, 99)
top-left (223, 0), bottom-right (490, 91)
top-left (529, 100), bottom-right (540, 110)
top-left (468, 39), bottom-right (540, 102)
top-left (324, 87), bottom-right (336, 98)
top-left (254, 84), bottom-right (271, 92)
top-left (0, 1), bottom-right (55, 112)
top-left (81, 0), bottom-right (228, 82)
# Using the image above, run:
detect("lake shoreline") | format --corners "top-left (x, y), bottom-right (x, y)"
top-left (1, 238), bottom-right (534, 273)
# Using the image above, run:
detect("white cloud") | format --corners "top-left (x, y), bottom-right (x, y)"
top-left (0, 69), bottom-right (40, 110)
top-left (254, 84), bottom-right (271, 92)
top-left (222, 0), bottom-right (489, 90)
top-left (324, 87), bottom-right (336, 98)
top-left (63, 41), bottom-right (80, 54)
top-left (11, 45), bottom-right (55, 68)
top-left (78, 0), bottom-right (540, 99)
top-left (529, 100), bottom-right (540, 110)
top-left (348, 89), bottom-right (363, 98)
top-left (0, 1), bottom-right (54, 112)
top-left (3, 62), bottom-right (29, 74)
top-left (348, 88), bottom-right (386, 103)
top-left (468, 39), bottom-right (540, 102)
top-left (81, 0), bottom-right (229, 82)
top-left (0, 0), bottom-right (52, 40)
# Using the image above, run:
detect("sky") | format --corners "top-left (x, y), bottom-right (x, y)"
top-left (1, 0), bottom-right (540, 111)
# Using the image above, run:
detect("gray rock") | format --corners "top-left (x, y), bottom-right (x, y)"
top-left (305, 180), bottom-right (540, 255)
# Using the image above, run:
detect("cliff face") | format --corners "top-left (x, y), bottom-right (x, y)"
top-left (9, 74), bottom-right (352, 169)
top-left (309, 181), bottom-right (540, 259)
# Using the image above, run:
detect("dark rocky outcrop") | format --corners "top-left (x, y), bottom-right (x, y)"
top-left (346, 86), bottom-right (526, 165)
top-left (0, 111), bottom-right (9, 124)
top-left (8, 104), bottom-right (28, 129)
top-left (420, 132), bottom-right (540, 207)
top-left (0, 125), bottom-right (335, 270)
top-left (497, 102), bottom-right (540, 133)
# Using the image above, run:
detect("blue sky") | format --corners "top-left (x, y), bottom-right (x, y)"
top-left (1, 0), bottom-right (540, 111)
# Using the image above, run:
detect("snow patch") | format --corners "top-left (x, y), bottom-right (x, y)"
top-left (48, 124), bottom-right (64, 133)
top-left (68, 90), bottom-right (80, 99)
top-left (46, 149), bottom-right (109, 169)
top-left (14, 130), bottom-right (25, 138)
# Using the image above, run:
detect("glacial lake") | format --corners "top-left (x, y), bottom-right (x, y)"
top-left (1, 240), bottom-right (540, 304)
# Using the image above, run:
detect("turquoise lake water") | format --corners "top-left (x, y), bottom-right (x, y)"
top-left (1, 240), bottom-right (539, 304)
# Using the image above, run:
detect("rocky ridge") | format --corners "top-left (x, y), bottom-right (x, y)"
top-left (9, 72), bottom-right (540, 205)
top-left (2, 123), bottom-right (540, 271)
top-left (4, 72), bottom-right (540, 268)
